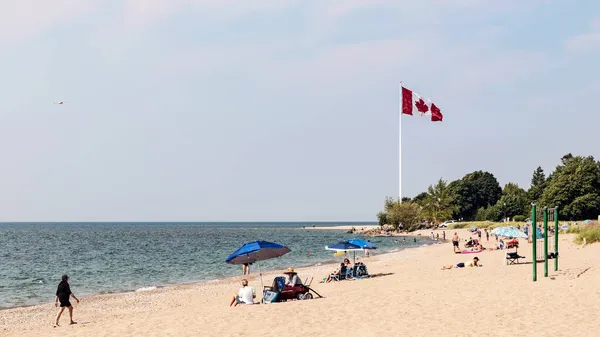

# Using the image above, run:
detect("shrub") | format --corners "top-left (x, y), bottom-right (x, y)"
top-left (514, 215), bottom-right (526, 222)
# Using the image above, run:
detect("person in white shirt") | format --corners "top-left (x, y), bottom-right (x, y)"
top-left (229, 279), bottom-right (255, 307)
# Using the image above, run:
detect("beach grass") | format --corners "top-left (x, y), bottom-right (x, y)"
top-left (449, 221), bottom-right (510, 229)
top-left (569, 222), bottom-right (600, 244)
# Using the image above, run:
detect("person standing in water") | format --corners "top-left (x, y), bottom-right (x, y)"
top-left (54, 274), bottom-right (80, 327)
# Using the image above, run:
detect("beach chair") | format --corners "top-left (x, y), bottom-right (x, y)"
top-left (330, 263), bottom-right (347, 281)
top-left (262, 276), bottom-right (286, 303)
top-left (506, 252), bottom-right (525, 265)
top-left (352, 262), bottom-right (369, 279)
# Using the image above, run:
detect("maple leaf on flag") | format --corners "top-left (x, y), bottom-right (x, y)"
top-left (415, 98), bottom-right (429, 114)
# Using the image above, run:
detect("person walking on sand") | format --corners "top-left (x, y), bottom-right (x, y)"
top-left (485, 229), bottom-right (489, 242)
top-left (452, 232), bottom-right (460, 252)
top-left (443, 231), bottom-right (446, 242)
top-left (54, 274), bottom-right (79, 327)
top-left (242, 263), bottom-right (251, 275)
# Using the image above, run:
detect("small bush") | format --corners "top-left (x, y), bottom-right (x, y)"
top-left (514, 215), bottom-right (526, 222)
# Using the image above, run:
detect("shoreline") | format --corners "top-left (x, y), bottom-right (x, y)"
top-left (0, 240), bottom-right (431, 312)
top-left (3, 229), bottom-right (599, 336)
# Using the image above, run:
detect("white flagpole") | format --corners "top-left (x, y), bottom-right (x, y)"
top-left (398, 82), bottom-right (402, 203)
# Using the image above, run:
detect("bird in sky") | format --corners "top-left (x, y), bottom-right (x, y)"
top-left (54, 101), bottom-right (65, 105)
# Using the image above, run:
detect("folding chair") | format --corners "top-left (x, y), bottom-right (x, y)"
top-left (506, 252), bottom-right (525, 265)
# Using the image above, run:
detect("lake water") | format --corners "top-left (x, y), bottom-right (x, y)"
top-left (0, 222), bottom-right (433, 309)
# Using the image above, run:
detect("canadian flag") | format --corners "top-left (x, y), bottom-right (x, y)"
top-left (401, 86), bottom-right (443, 122)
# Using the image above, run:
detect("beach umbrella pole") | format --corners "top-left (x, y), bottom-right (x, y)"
top-left (257, 258), bottom-right (264, 290)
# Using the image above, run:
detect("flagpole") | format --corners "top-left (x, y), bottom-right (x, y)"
top-left (398, 82), bottom-right (402, 203)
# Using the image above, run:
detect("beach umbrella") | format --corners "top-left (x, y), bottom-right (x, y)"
top-left (325, 241), bottom-right (363, 263)
top-left (347, 238), bottom-right (377, 249)
top-left (226, 240), bottom-right (291, 289)
top-left (347, 238), bottom-right (377, 258)
top-left (491, 226), bottom-right (527, 239)
top-left (491, 226), bottom-right (528, 254)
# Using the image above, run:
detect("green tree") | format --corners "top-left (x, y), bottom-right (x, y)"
top-left (376, 211), bottom-right (388, 227)
top-left (377, 198), bottom-right (422, 231)
top-left (448, 179), bottom-right (476, 220)
top-left (527, 166), bottom-right (546, 202)
top-left (496, 183), bottom-right (529, 219)
top-left (462, 171), bottom-right (502, 210)
top-left (389, 201), bottom-right (422, 231)
top-left (421, 178), bottom-right (455, 223)
top-left (540, 154), bottom-right (600, 220)
top-left (412, 192), bottom-right (428, 205)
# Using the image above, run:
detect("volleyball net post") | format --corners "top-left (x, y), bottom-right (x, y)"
top-left (531, 204), bottom-right (559, 282)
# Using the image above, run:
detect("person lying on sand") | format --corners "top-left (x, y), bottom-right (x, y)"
top-left (441, 257), bottom-right (482, 270)
top-left (54, 274), bottom-right (80, 327)
top-left (229, 279), bottom-right (255, 307)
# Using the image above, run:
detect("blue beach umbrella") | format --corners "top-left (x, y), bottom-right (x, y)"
top-left (347, 238), bottom-right (377, 249)
top-left (325, 241), bottom-right (362, 252)
top-left (325, 241), bottom-right (363, 263)
top-left (491, 226), bottom-right (528, 239)
top-left (226, 240), bottom-right (291, 288)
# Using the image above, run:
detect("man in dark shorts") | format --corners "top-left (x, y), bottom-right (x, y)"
top-left (54, 274), bottom-right (80, 327)
top-left (452, 232), bottom-right (460, 252)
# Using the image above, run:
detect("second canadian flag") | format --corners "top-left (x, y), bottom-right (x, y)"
top-left (401, 86), bottom-right (443, 122)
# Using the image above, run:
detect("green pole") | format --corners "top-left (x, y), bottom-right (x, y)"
top-left (532, 204), bottom-right (537, 282)
top-left (554, 207), bottom-right (559, 271)
top-left (543, 207), bottom-right (548, 278)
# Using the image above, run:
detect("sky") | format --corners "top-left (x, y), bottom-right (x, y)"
top-left (1, 0), bottom-right (599, 222)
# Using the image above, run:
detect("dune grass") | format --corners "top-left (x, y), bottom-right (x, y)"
top-left (569, 223), bottom-right (600, 244)
top-left (448, 221), bottom-right (516, 230)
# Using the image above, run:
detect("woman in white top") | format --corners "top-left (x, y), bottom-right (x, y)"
top-left (229, 279), bottom-right (255, 307)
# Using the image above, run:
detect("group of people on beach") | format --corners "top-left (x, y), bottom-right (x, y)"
top-left (230, 267), bottom-right (302, 306)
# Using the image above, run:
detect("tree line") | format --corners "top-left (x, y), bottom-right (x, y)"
top-left (377, 153), bottom-right (600, 231)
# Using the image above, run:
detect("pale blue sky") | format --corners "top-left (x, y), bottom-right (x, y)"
top-left (1, 0), bottom-right (599, 221)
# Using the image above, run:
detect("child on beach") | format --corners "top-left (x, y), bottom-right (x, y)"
top-left (54, 274), bottom-right (80, 327)
top-left (441, 257), bottom-right (481, 269)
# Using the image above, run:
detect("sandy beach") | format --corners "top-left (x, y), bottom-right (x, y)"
top-left (307, 225), bottom-right (379, 231)
top-left (2, 228), bottom-right (599, 337)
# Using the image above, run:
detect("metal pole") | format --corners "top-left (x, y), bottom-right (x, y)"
top-left (532, 204), bottom-right (537, 282)
top-left (554, 207), bottom-right (559, 271)
top-left (398, 82), bottom-right (402, 202)
top-left (543, 207), bottom-right (548, 278)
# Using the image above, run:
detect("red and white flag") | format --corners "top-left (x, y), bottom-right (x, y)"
top-left (401, 86), bottom-right (443, 122)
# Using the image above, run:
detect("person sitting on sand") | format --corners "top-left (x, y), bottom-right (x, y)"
top-left (284, 268), bottom-right (303, 286)
top-left (229, 279), bottom-right (255, 307)
top-left (442, 257), bottom-right (482, 270)
top-left (54, 274), bottom-right (80, 327)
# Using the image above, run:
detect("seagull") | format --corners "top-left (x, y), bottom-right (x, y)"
top-left (54, 101), bottom-right (65, 105)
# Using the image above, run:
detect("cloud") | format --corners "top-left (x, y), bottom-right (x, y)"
top-left (121, 0), bottom-right (291, 29)
top-left (565, 19), bottom-right (600, 53)
top-left (0, 0), bottom-right (99, 44)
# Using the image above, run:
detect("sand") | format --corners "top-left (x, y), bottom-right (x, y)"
top-left (2, 228), bottom-right (599, 337)
top-left (307, 225), bottom-right (379, 231)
